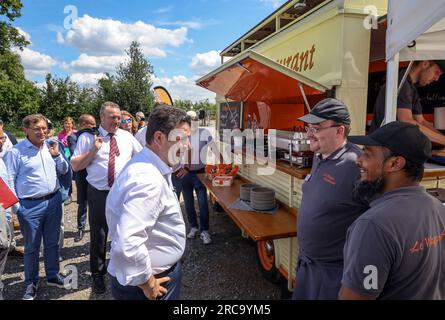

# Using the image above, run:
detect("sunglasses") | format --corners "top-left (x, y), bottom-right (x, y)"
top-left (121, 118), bottom-right (132, 124)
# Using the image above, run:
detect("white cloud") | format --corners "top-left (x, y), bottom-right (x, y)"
top-left (190, 50), bottom-right (221, 76)
top-left (153, 75), bottom-right (216, 103)
top-left (260, 0), bottom-right (287, 9)
top-left (154, 5), bottom-right (173, 14)
top-left (14, 48), bottom-right (57, 77)
top-left (158, 20), bottom-right (203, 30)
top-left (69, 72), bottom-right (106, 86)
top-left (16, 27), bottom-right (31, 43)
top-left (62, 54), bottom-right (127, 73)
top-left (56, 32), bottom-right (65, 44)
top-left (62, 15), bottom-right (190, 57)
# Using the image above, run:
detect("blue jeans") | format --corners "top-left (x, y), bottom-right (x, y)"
top-left (110, 261), bottom-right (182, 300)
top-left (17, 191), bottom-right (63, 286)
top-left (172, 172), bottom-right (209, 231)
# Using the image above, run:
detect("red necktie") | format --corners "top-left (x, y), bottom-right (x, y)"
top-left (108, 133), bottom-right (120, 187)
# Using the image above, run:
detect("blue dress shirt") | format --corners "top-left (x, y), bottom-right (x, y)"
top-left (4, 138), bottom-right (69, 201)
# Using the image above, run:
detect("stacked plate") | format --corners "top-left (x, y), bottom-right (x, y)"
top-left (240, 183), bottom-right (261, 202)
top-left (250, 187), bottom-right (276, 211)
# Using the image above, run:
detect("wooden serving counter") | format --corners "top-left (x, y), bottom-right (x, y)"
top-left (235, 149), bottom-right (311, 179)
top-left (237, 150), bottom-right (445, 180)
top-left (198, 173), bottom-right (297, 241)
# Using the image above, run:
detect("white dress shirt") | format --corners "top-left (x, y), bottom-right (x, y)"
top-left (106, 147), bottom-right (186, 287)
top-left (134, 126), bottom-right (147, 147)
top-left (72, 126), bottom-right (142, 191)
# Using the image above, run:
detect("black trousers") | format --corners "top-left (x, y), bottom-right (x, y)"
top-left (75, 170), bottom-right (88, 230)
top-left (87, 184), bottom-right (109, 276)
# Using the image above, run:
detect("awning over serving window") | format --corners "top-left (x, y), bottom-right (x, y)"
top-left (196, 50), bottom-right (330, 103)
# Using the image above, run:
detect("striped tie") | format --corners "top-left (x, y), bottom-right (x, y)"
top-left (108, 133), bottom-right (120, 187)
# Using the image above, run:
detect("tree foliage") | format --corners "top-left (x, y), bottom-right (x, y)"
top-left (114, 41), bottom-right (155, 114)
top-left (39, 73), bottom-right (98, 123)
top-left (0, 0), bottom-right (29, 53)
top-left (0, 50), bottom-right (40, 124)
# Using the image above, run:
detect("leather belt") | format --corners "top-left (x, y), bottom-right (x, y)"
top-left (21, 190), bottom-right (59, 201)
top-left (188, 168), bottom-right (205, 174)
top-left (154, 262), bottom-right (177, 279)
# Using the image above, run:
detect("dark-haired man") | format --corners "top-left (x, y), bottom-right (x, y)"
top-left (106, 105), bottom-right (190, 300)
top-left (340, 121), bottom-right (445, 300)
top-left (5, 114), bottom-right (69, 300)
top-left (67, 114), bottom-right (97, 242)
top-left (370, 60), bottom-right (445, 145)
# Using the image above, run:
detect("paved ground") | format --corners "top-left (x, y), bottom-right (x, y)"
top-left (2, 185), bottom-right (281, 300)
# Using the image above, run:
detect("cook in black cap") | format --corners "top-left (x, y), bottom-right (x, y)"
top-left (292, 98), bottom-right (368, 300)
top-left (339, 121), bottom-right (445, 300)
top-left (369, 60), bottom-right (445, 147)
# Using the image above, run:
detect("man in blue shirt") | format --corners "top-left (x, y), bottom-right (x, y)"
top-left (4, 114), bottom-right (69, 300)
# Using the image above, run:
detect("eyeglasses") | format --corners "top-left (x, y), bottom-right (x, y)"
top-left (109, 115), bottom-right (121, 121)
top-left (305, 125), bottom-right (342, 134)
top-left (121, 118), bottom-right (132, 124)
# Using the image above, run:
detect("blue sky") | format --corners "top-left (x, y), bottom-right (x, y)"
top-left (11, 0), bottom-right (287, 102)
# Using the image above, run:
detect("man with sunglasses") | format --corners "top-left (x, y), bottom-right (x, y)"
top-left (292, 98), bottom-right (368, 300)
top-left (71, 102), bottom-right (142, 294)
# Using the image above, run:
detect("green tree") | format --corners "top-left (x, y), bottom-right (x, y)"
top-left (115, 41), bottom-right (155, 114)
top-left (96, 73), bottom-right (118, 106)
top-left (39, 73), bottom-right (87, 123)
top-left (0, 0), bottom-right (29, 53)
top-left (0, 50), bottom-right (39, 124)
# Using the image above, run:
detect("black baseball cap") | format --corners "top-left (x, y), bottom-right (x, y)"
top-left (433, 60), bottom-right (445, 72)
top-left (298, 98), bottom-right (351, 125)
top-left (348, 121), bottom-right (431, 165)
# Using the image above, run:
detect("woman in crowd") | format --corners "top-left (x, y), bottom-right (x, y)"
top-left (120, 110), bottom-right (138, 135)
top-left (58, 116), bottom-right (77, 151)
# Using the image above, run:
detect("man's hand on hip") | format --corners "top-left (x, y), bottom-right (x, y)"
top-left (139, 275), bottom-right (170, 300)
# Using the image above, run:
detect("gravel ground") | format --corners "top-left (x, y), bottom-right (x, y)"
top-left (2, 187), bottom-right (281, 300)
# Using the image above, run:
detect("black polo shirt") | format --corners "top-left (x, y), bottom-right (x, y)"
top-left (297, 142), bottom-right (368, 264)
top-left (342, 186), bottom-right (445, 299)
top-left (370, 70), bottom-right (422, 132)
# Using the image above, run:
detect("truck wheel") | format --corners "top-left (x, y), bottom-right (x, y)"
top-left (256, 240), bottom-right (281, 283)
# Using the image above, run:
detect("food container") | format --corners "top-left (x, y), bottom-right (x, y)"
top-left (212, 176), bottom-right (234, 187)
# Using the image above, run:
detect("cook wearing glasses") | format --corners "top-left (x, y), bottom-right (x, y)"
top-left (292, 98), bottom-right (369, 300)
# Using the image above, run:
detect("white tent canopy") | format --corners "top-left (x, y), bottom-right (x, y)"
top-left (386, 0), bottom-right (445, 61)
top-left (384, 0), bottom-right (445, 124)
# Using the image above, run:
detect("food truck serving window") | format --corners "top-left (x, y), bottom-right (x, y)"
top-left (196, 50), bottom-right (329, 104)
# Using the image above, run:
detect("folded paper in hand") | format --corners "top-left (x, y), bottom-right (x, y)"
top-left (0, 177), bottom-right (18, 209)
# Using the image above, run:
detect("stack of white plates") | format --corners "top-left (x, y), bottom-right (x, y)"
top-left (240, 183), bottom-right (261, 201)
top-left (250, 187), bottom-right (276, 211)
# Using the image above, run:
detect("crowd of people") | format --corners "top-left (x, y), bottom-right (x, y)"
top-left (0, 84), bottom-right (444, 300)
top-left (0, 103), bottom-right (214, 300)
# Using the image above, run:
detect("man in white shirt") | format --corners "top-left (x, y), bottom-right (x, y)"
top-left (106, 105), bottom-right (191, 300)
top-left (71, 102), bottom-right (142, 294)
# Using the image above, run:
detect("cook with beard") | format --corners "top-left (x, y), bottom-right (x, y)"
top-left (292, 98), bottom-right (368, 300)
top-left (370, 60), bottom-right (445, 145)
top-left (340, 121), bottom-right (445, 300)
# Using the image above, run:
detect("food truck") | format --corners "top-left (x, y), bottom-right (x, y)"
top-left (196, 0), bottom-right (445, 294)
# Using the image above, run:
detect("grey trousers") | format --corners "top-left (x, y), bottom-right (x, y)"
top-left (0, 221), bottom-right (12, 300)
